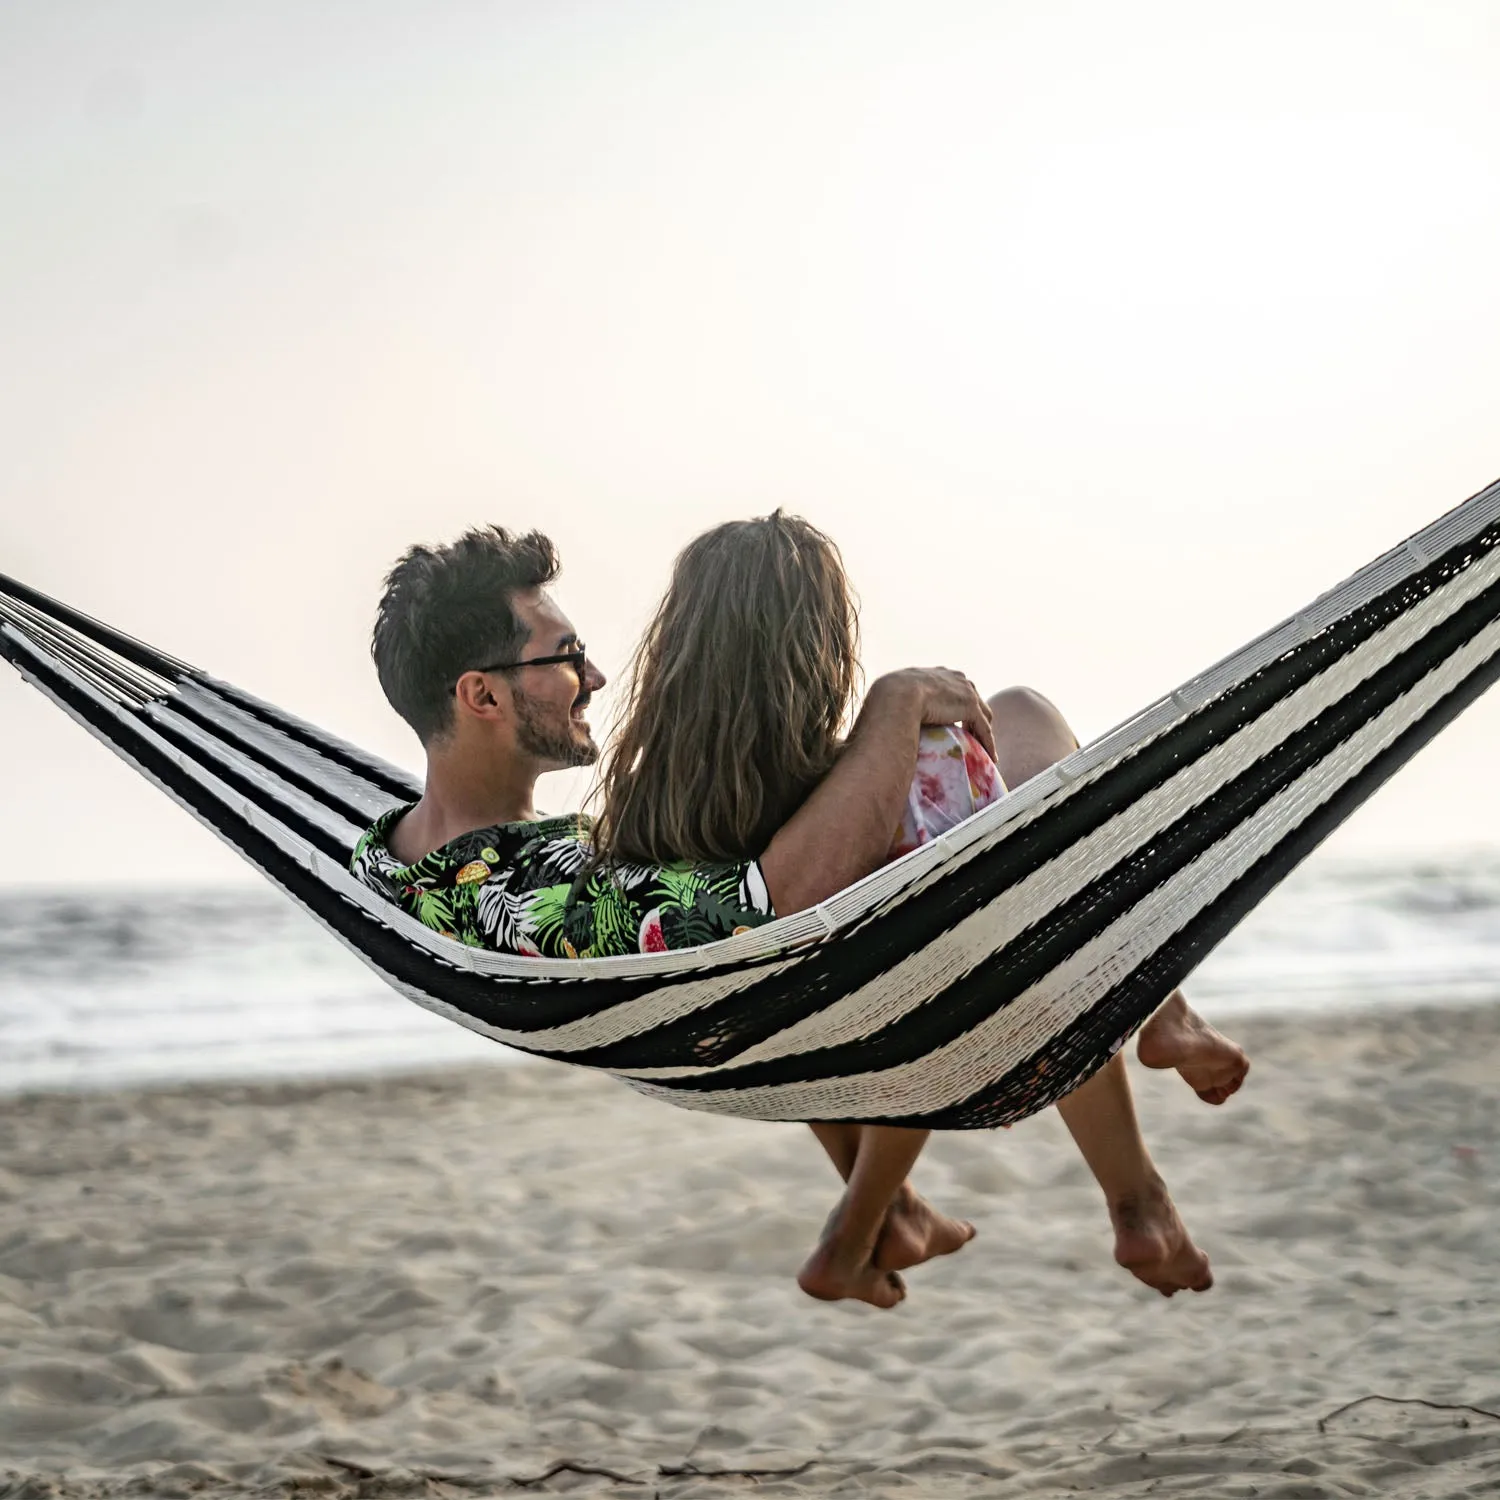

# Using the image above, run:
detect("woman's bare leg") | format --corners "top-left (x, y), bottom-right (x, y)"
top-left (807, 1121), bottom-right (861, 1179)
top-left (988, 686), bottom-right (1224, 1294)
top-left (1054, 1054), bottom-right (1212, 1294)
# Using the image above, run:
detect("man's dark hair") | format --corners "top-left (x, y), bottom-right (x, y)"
top-left (371, 526), bottom-right (560, 744)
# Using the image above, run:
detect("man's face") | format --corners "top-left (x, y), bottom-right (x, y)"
top-left (499, 589), bottom-right (607, 770)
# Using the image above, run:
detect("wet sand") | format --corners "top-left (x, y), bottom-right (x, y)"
top-left (1, 1002), bottom-right (1497, 1499)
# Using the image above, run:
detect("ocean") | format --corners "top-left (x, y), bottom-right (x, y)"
top-left (2, 854), bottom-right (1499, 1097)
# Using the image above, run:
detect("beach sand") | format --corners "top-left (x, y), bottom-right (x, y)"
top-left (1, 1002), bottom-right (1497, 1499)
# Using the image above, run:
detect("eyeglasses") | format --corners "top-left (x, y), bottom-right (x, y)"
top-left (469, 644), bottom-right (588, 680)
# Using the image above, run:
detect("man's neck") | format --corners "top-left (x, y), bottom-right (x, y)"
top-left (387, 743), bottom-right (542, 865)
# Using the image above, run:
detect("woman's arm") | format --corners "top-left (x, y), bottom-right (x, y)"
top-left (758, 668), bottom-right (994, 915)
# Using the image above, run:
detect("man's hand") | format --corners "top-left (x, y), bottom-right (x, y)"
top-left (758, 666), bottom-right (993, 916)
top-left (864, 667), bottom-right (996, 762)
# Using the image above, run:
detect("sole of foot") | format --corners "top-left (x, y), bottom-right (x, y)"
top-left (1137, 994), bottom-right (1250, 1105)
top-left (797, 1254), bottom-right (907, 1308)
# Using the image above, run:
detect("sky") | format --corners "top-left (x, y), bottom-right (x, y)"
top-left (2, 0), bottom-right (1498, 887)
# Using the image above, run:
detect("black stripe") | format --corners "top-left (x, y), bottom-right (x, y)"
top-left (137, 712), bottom-right (356, 866)
top-left (198, 677), bottom-right (423, 803)
top-left (163, 696), bottom-right (389, 833)
top-left (0, 568), bottom-right (417, 807)
top-left (909, 623), bottom-right (1500, 1129)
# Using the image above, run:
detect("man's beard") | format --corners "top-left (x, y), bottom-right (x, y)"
top-left (512, 685), bottom-right (599, 768)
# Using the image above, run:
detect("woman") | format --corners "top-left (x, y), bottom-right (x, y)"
top-left (595, 513), bottom-right (1244, 1308)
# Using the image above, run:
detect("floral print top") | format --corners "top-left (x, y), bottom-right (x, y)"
top-left (349, 808), bottom-right (774, 958)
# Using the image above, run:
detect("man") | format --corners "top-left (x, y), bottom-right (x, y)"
top-left (353, 525), bottom-right (1249, 1306)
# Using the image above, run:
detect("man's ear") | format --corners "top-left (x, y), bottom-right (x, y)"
top-left (453, 670), bottom-right (507, 722)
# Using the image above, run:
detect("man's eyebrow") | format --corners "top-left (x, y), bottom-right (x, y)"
top-left (554, 632), bottom-right (580, 650)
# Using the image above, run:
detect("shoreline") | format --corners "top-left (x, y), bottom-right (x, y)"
top-left (2, 990), bottom-right (1500, 1110)
top-left (2, 999), bottom-right (1497, 1498)
top-left (7, 989), bottom-right (1500, 1107)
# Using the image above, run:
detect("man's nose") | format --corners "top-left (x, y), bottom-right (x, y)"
top-left (584, 658), bottom-right (606, 691)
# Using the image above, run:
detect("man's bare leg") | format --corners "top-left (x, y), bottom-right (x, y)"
top-left (806, 1123), bottom-right (976, 1273)
top-left (806, 1121), bottom-right (862, 1180)
top-left (797, 1124), bottom-right (940, 1307)
top-left (987, 687), bottom-right (1251, 1104)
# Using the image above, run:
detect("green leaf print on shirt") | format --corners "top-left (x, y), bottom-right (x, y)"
top-left (527, 882), bottom-right (573, 954)
top-left (409, 886), bottom-right (459, 937)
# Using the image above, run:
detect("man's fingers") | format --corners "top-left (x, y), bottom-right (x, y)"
top-left (907, 670), bottom-right (998, 757)
top-left (966, 705), bottom-right (997, 761)
top-left (959, 684), bottom-right (997, 760)
top-left (944, 671), bottom-right (996, 762)
top-left (892, 666), bottom-right (998, 762)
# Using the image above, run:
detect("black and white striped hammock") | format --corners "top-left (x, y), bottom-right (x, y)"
top-left (4, 480), bottom-right (1499, 1128)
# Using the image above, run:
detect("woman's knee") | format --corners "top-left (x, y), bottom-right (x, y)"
top-left (986, 685), bottom-right (1079, 784)
top-left (987, 685), bottom-right (1074, 741)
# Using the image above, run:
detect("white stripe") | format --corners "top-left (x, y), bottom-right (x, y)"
top-left (173, 681), bottom-right (404, 822)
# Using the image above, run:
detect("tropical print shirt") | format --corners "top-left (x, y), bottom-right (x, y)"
top-left (349, 807), bottom-right (774, 958)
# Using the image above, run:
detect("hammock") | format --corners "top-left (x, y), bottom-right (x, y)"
top-left (4, 480), bottom-right (1499, 1128)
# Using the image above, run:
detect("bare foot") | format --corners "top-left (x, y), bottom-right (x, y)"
top-left (797, 1209), bottom-right (908, 1309)
top-left (1110, 1177), bottom-right (1213, 1297)
top-left (1137, 991), bottom-right (1250, 1105)
top-left (873, 1184), bottom-right (976, 1272)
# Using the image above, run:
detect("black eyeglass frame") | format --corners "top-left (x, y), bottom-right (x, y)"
top-left (462, 645), bottom-right (589, 683)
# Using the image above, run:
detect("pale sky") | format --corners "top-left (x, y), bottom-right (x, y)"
top-left (2, 0), bottom-right (1497, 887)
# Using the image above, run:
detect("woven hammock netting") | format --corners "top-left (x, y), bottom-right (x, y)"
top-left (4, 478), bottom-right (1499, 1128)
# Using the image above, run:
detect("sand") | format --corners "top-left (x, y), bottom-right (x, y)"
top-left (1, 1002), bottom-right (1497, 1500)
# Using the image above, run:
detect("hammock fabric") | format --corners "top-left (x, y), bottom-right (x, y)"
top-left (4, 480), bottom-right (1499, 1128)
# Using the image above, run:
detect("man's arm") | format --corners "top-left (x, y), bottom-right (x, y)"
top-left (758, 668), bottom-right (995, 916)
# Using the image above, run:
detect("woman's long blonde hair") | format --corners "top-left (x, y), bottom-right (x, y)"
top-left (594, 513), bottom-right (860, 864)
